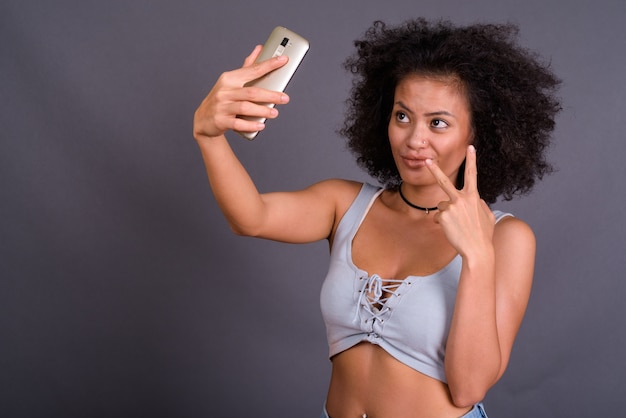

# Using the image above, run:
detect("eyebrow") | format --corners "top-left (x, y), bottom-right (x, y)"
top-left (394, 101), bottom-right (457, 119)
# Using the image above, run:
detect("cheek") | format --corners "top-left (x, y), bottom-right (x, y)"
top-left (438, 146), bottom-right (468, 175)
top-left (387, 127), bottom-right (402, 153)
top-left (453, 148), bottom-right (469, 167)
top-left (387, 123), bottom-right (397, 141)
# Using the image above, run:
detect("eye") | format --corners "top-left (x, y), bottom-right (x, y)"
top-left (431, 119), bottom-right (449, 129)
top-left (395, 111), bottom-right (410, 123)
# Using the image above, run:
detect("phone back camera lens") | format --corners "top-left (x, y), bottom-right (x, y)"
top-left (281, 37), bottom-right (289, 47)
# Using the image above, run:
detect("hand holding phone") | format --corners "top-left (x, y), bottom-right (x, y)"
top-left (235, 26), bottom-right (309, 140)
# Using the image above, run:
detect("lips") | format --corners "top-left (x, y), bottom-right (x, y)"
top-left (401, 155), bottom-right (431, 169)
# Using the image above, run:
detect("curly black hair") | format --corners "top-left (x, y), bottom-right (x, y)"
top-left (340, 19), bottom-right (562, 204)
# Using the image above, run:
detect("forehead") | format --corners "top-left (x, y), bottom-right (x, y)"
top-left (394, 74), bottom-right (470, 111)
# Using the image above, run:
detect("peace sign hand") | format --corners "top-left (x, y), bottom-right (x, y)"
top-left (425, 145), bottom-right (496, 258)
top-left (193, 46), bottom-right (290, 141)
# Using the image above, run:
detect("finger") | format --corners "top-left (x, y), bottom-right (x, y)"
top-left (227, 85), bottom-right (289, 111)
top-left (231, 117), bottom-right (267, 134)
top-left (242, 45), bottom-right (263, 67)
top-left (231, 100), bottom-right (280, 121)
top-left (243, 54), bottom-right (289, 85)
top-left (425, 159), bottom-right (459, 200)
top-left (227, 101), bottom-right (282, 134)
top-left (437, 200), bottom-right (451, 212)
top-left (463, 145), bottom-right (478, 192)
top-left (480, 199), bottom-right (491, 215)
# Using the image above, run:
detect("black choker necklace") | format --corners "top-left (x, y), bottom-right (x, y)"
top-left (398, 184), bottom-right (438, 214)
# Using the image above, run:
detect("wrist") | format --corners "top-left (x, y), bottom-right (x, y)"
top-left (460, 244), bottom-right (495, 270)
top-left (194, 131), bottom-right (227, 145)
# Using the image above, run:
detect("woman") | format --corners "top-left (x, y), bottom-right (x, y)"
top-left (193, 19), bottom-right (561, 418)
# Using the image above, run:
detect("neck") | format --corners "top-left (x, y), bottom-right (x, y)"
top-left (398, 183), bottom-right (439, 214)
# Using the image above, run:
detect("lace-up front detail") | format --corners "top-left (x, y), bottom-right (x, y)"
top-left (356, 274), bottom-right (408, 319)
top-left (354, 274), bottom-right (413, 341)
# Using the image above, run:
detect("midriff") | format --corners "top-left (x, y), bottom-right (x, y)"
top-left (325, 342), bottom-right (472, 418)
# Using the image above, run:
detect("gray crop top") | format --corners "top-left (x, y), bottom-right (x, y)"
top-left (320, 183), bottom-right (513, 383)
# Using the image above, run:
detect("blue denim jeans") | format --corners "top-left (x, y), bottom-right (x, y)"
top-left (462, 402), bottom-right (488, 418)
top-left (321, 402), bottom-right (487, 418)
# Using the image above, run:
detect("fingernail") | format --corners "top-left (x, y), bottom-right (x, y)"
top-left (425, 159), bottom-right (433, 165)
top-left (276, 55), bottom-right (288, 62)
top-left (281, 94), bottom-right (289, 103)
top-left (469, 145), bottom-right (476, 153)
top-left (270, 108), bottom-right (278, 116)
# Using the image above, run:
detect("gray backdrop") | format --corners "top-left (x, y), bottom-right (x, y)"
top-left (2, 0), bottom-right (625, 417)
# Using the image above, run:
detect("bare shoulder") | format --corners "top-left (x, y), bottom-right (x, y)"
top-left (308, 178), bottom-right (364, 210)
top-left (309, 179), bottom-right (368, 240)
top-left (309, 178), bottom-right (363, 193)
top-left (493, 216), bottom-right (536, 289)
top-left (494, 216), bottom-right (536, 250)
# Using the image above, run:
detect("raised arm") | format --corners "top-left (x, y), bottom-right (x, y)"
top-left (426, 147), bottom-right (535, 407)
top-left (193, 47), bottom-right (352, 243)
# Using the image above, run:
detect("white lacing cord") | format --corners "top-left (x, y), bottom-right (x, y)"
top-left (354, 274), bottom-right (405, 323)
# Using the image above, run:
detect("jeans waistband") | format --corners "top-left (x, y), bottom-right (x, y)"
top-left (321, 402), bottom-right (487, 418)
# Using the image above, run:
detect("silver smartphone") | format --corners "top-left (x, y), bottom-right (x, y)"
top-left (235, 26), bottom-right (310, 140)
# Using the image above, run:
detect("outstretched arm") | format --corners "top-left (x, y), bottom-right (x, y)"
top-left (193, 47), bottom-right (349, 243)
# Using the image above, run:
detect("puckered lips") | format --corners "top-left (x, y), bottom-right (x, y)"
top-left (400, 154), bottom-right (434, 169)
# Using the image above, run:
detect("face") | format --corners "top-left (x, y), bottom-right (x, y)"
top-left (388, 74), bottom-right (473, 188)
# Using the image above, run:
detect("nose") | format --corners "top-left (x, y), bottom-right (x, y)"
top-left (407, 130), bottom-right (429, 149)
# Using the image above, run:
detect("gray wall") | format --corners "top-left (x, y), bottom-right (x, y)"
top-left (2, 0), bottom-right (625, 416)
